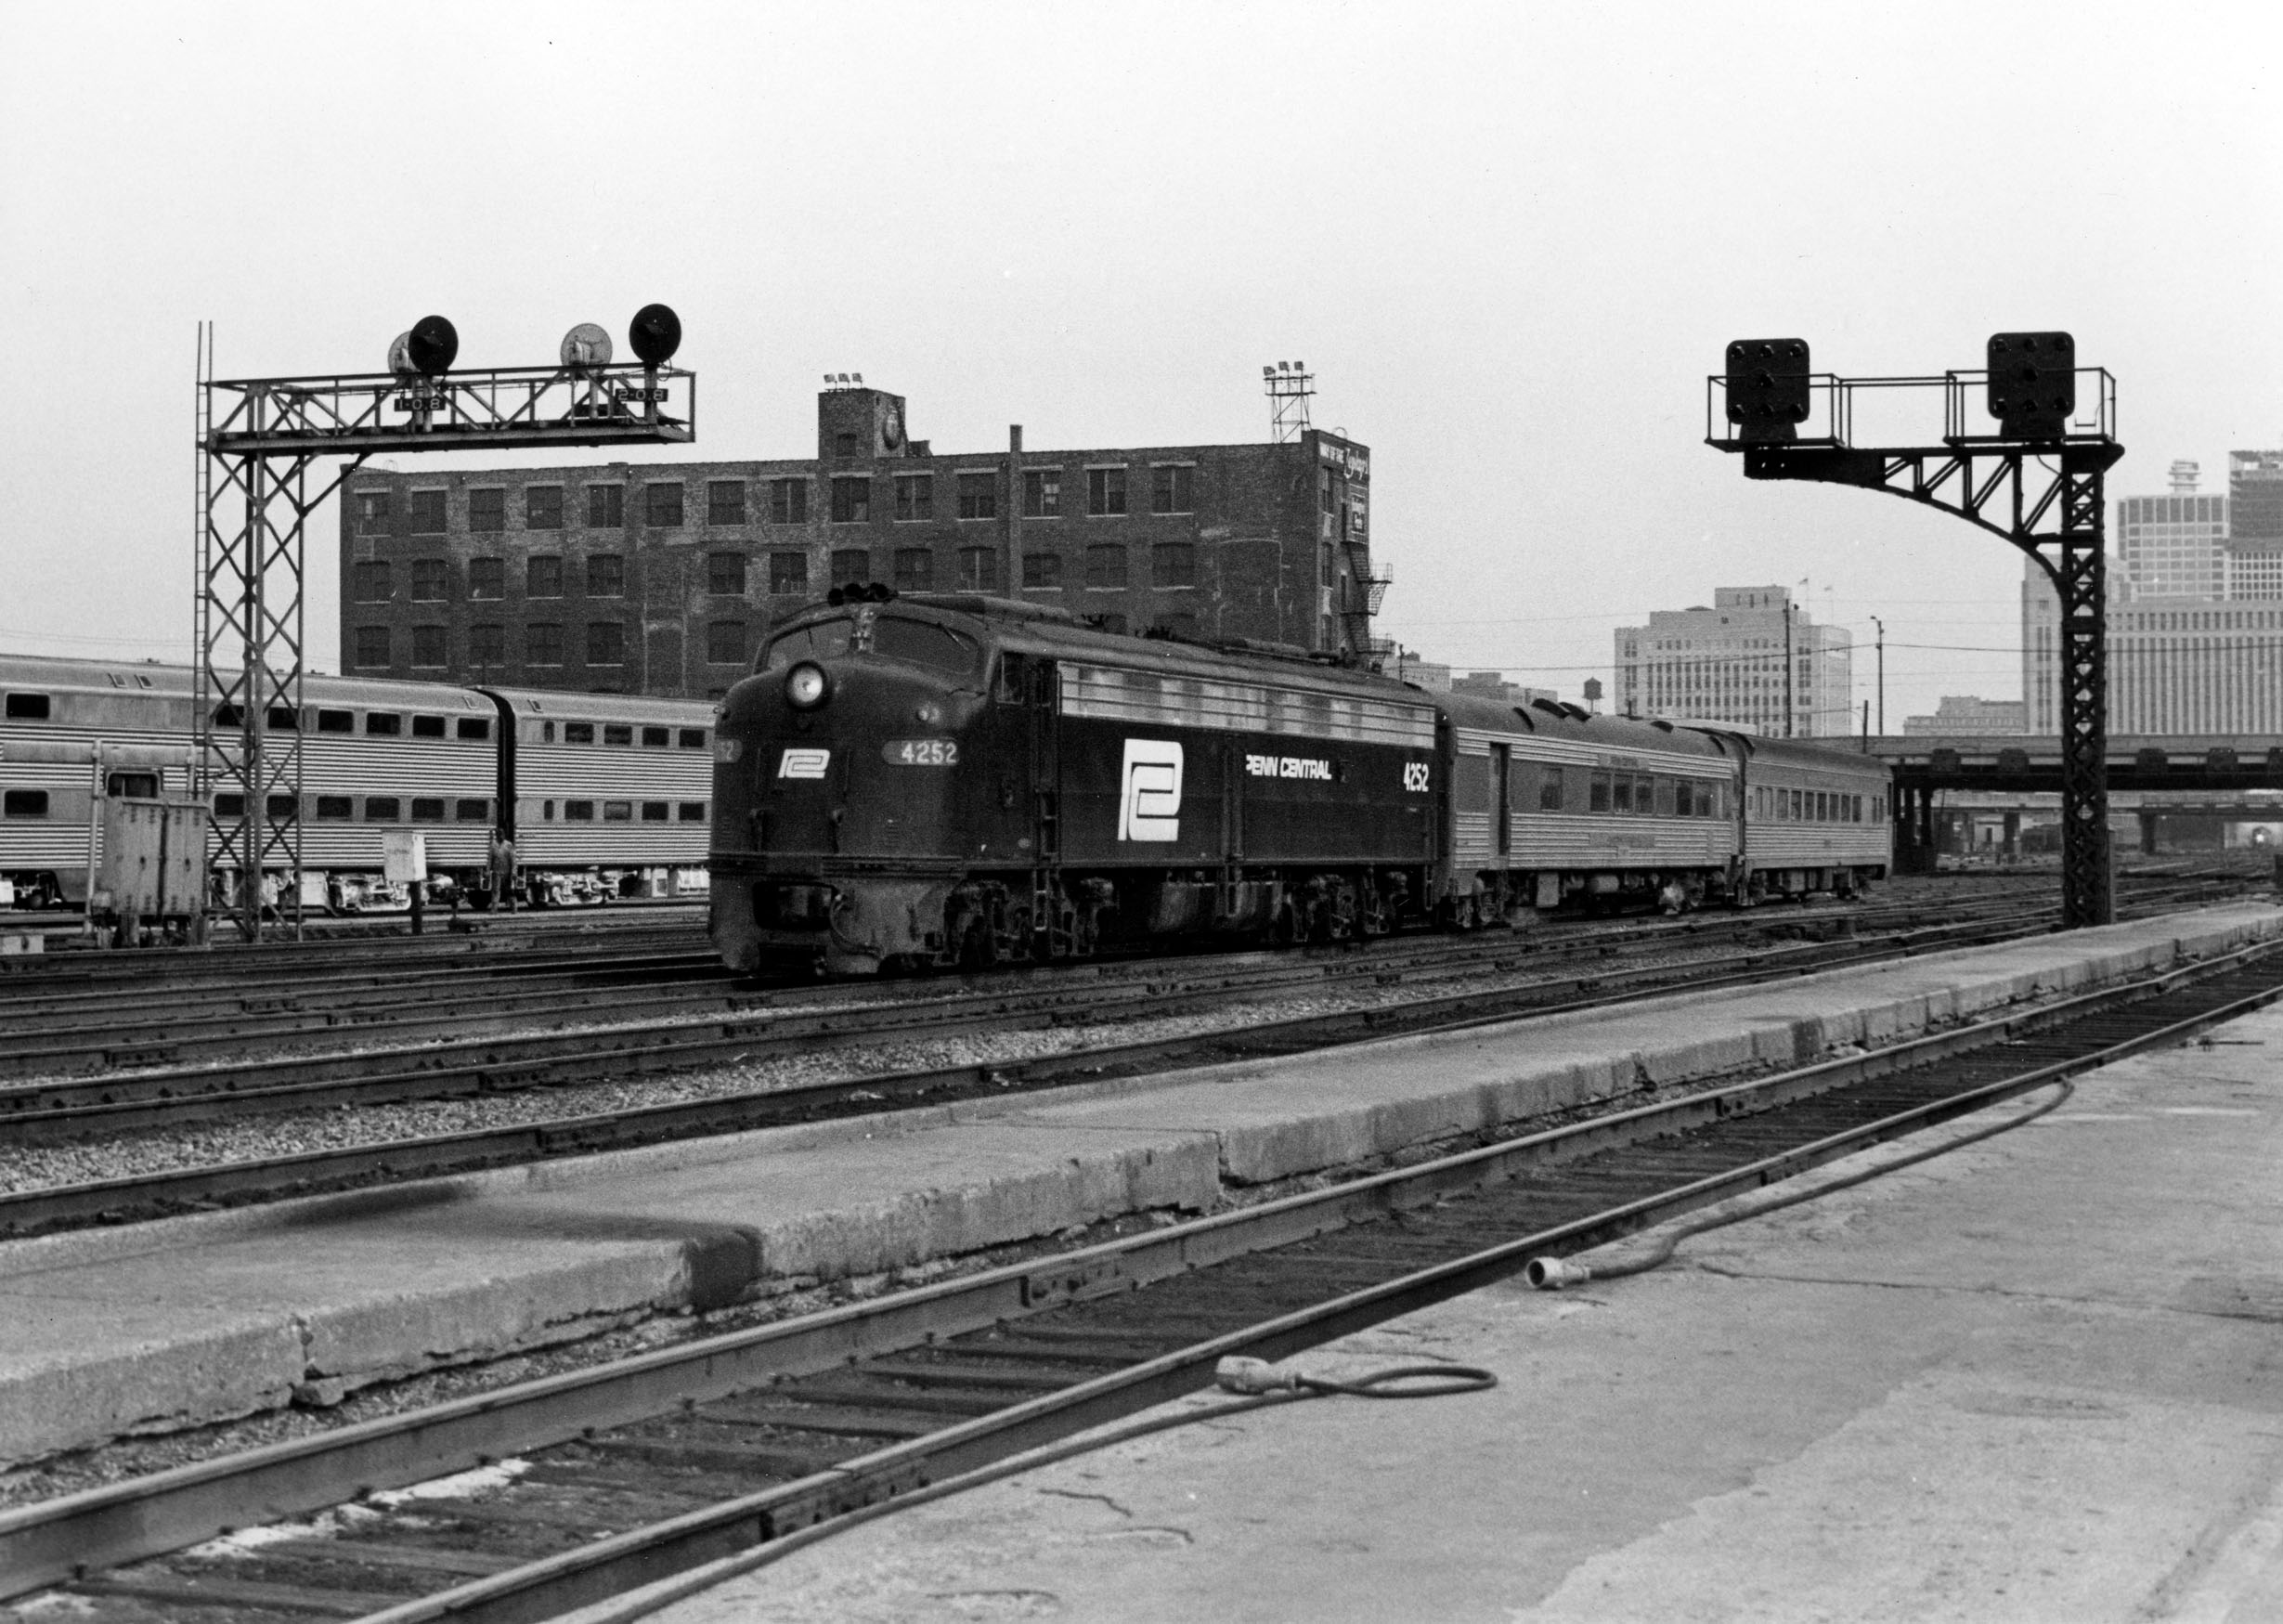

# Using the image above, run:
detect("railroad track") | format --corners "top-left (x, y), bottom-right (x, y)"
top-left (10, 933), bottom-right (2282, 1620)
top-left (0, 884), bottom-right (2235, 1238)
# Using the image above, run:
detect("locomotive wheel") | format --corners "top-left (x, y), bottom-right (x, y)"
top-left (956, 915), bottom-right (995, 971)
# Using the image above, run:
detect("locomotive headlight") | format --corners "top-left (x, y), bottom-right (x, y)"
top-left (785, 662), bottom-right (830, 709)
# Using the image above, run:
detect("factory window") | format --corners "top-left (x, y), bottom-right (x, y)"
top-left (410, 798), bottom-right (446, 822)
top-left (354, 626), bottom-right (392, 668)
top-left (411, 626), bottom-right (448, 668)
top-left (469, 487), bottom-right (505, 533)
top-left (316, 709), bottom-right (354, 734)
top-left (642, 726), bottom-right (669, 747)
top-left (770, 552), bottom-right (808, 595)
top-left (527, 554), bottom-right (564, 597)
top-left (678, 728), bottom-right (708, 749)
top-left (564, 799), bottom-right (595, 821)
top-left (1320, 541), bottom-right (1335, 588)
top-left (564, 721), bottom-right (595, 744)
top-left (707, 480), bottom-right (746, 526)
top-left (1150, 463), bottom-right (1195, 514)
top-left (642, 801), bottom-right (670, 822)
top-left (831, 476), bottom-right (873, 524)
top-left (588, 484), bottom-right (625, 528)
top-left (407, 489), bottom-right (447, 534)
top-left (1, 790), bottom-right (48, 818)
top-left (587, 622), bottom-right (626, 666)
top-left (363, 797), bottom-right (399, 821)
top-left (603, 723), bottom-right (633, 747)
top-left (1086, 466), bottom-right (1127, 516)
top-left (1150, 542), bottom-right (1196, 589)
top-left (707, 552), bottom-right (746, 595)
top-left (1024, 469), bottom-right (1061, 518)
top-left (456, 799), bottom-right (490, 822)
top-left (457, 717), bottom-right (491, 741)
top-left (410, 559), bottom-right (448, 601)
top-left (315, 796), bottom-right (352, 820)
top-left (364, 711), bottom-right (402, 736)
top-left (957, 547), bottom-right (998, 591)
top-left (469, 624), bottom-right (504, 666)
top-left (412, 714), bottom-right (447, 738)
top-left (468, 557), bottom-right (503, 599)
top-left (352, 561), bottom-right (392, 602)
top-left (525, 485), bottom-right (564, 529)
top-left (645, 482), bottom-right (683, 527)
top-left (526, 622), bottom-right (564, 666)
top-left (894, 474), bottom-right (934, 522)
top-left (1320, 469), bottom-right (1335, 513)
top-left (354, 489), bottom-right (390, 535)
top-left (1084, 544), bottom-right (1128, 590)
top-left (2, 692), bottom-right (49, 721)
top-left (1538, 767), bottom-right (1565, 812)
top-left (586, 553), bottom-right (626, 597)
top-left (892, 547), bottom-right (933, 590)
top-left (770, 478), bottom-right (809, 524)
top-left (957, 472), bottom-right (997, 520)
top-left (707, 620), bottom-right (747, 664)
top-left (1024, 552), bottom-right (1063, 590)
top-left (603, 799), bottom-right (634, 822)
top-left (830, 548), bottom-right (870, 585)
top-left (835, 431), bottom-right (858, 459)
top-left (678, 801), bottom-right (707, 822)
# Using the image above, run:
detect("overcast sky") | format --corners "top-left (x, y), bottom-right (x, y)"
top-left (4, 3), bottom-right (2277, 724)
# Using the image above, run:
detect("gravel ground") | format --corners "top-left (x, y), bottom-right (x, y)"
top-left (0, 939), bottom-right (1749, 1196)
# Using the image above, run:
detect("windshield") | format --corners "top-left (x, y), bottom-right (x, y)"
top-left (872, 617), bottom-right (981, 680)
top-left (761, 617), bottom-right (853, 670)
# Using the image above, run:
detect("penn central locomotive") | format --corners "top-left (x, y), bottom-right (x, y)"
top-left (708, 592), bottom-right (1892, 975)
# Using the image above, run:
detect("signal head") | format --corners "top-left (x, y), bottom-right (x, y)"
top-left (560, 322), bottom-right (613, 373)
top-left (387, 331), bottom-right (419, 381)
top-left (1722, 337), bottom-right (1811, 443)
top-left (1986, 331), bottom-right (2075, 439)
top-left (629, 303), bottom-right (682, 366)
top-left (407, 315), bottom-right (458, 377)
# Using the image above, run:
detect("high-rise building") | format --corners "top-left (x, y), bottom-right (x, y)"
top-left (1613, 585), bottom-right (1853, 737)
top-left (2022, 559), bottom-right (2283, 734)
top-left (338, 385), bottom-right (1381, 698)
top-left (2117, 460), bottom-right (2227, 599)
top-left (2229, 449), bottom-right (2283, 541)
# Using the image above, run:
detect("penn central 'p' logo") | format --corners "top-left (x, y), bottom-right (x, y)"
top-left (1118, 739), bottom-right (1183, 842)
top-left (777, 747), bottom-right (831, 780)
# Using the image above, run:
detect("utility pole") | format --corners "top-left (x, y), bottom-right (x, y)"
top-left (1870, 614), bottom-right (1885, 734)
top-left (1783, 597), bottom-right (1796, 737)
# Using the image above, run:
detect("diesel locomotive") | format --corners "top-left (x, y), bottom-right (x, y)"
top-left (707, 591), bottom-right (1893, 975)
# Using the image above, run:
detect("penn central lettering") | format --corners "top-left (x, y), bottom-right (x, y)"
top-left (1245, 753), bottom-right (1333, 781)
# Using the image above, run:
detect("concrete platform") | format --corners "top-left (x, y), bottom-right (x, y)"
top-left (1, 903), bottom-right (2276, 1468)
top-left (630, 991), bottom-right (2283, 1623)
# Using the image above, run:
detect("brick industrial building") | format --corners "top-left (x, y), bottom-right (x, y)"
top-left (338, 383), bottom-right (1382, 698)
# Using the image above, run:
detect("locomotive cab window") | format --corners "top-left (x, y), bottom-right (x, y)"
top-left (994, 652), bottom-right (1031, 706)
top-left (5, 693), bottom-right (52, 721)
top-left (764, 618), bottom-right (853, 669)
top-left (872, 617), bottom-right (980, 680)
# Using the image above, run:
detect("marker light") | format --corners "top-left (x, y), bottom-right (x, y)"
top-left (785, 662), bottom-right (830, 709)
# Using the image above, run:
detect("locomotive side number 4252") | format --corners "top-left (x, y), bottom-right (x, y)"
top-left (883, 738), bottom-right (960, 766)
top-left (1402, 760), bottom-right (1431, 793)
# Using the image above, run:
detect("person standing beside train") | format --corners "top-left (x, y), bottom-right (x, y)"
top-left (489, 830), bottom-right (518, 914)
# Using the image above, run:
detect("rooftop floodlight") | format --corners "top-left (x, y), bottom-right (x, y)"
top-left (406, 314), bottom-right (459, 377)
top-left (1263, 365), bottom-right (1276, 379)
top-left (560, 322), bottom-right (612, 373)
top-left (1293, 359), bottom-right (1305, 372)
top-left (628, 303), bottom-right (682, 366)
top-left (852, 372), bottom-right (863, 384)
